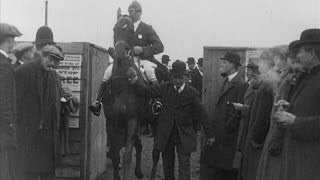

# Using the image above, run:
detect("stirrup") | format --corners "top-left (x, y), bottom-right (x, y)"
top-left (88, 101), bottom-right (103, 116)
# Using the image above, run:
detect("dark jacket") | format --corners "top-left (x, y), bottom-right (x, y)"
top-left (241, 82), bottom-right (274, 180)
top-left (134, 21), bottom-right (164, 61)
top-left (190, 67), bottom-right (202, 98)
top-left (275, 65), bottom-right (320, 180)
top-left (133, 81), bottom-right (214, 153)
top-left (0, 53), bottom-right (17, 151)
top-left (15, 57), bottom-right (63, 173)
top-left (207, 73), bottom-right (248, 170)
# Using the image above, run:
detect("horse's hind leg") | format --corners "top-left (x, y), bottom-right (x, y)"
top-left (149, 148), bottom-right (161, 180)
top-left (134, 137), bottom-right (143, 179)
top-left (122, 117), bottom-right (139, 180)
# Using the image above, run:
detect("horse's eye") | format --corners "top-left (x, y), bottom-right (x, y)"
top-left (122, 24), bottom-right (128, 29)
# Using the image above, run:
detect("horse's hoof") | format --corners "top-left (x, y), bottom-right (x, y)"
top-left (135, 169), bottom-right (144, 179)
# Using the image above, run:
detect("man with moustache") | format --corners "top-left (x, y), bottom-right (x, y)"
top-left (129, 60), bottom-right (215, 180)
top-left (200, 52), bottom-right (248, 180)
top-left (268, 29), bottom-right (320, 180)
top-left (0, 22), bottom-right (22, 180)
top-left (15, 45), bottom-right (64, 180)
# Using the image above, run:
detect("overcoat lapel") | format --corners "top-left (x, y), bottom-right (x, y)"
top-left (290, 73), bottom-right (314, 106)
top-left (216, 74), bottom-right (241, 105)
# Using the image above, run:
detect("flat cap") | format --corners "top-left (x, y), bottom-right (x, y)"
top-left (0, 23), bottom-right (22, 39)
top-left (13, 43), bottom-right (34, 54)
top-left (128, 1), bottom-right (142, 11)
top-left (42, 45), bottom-right (64, 61)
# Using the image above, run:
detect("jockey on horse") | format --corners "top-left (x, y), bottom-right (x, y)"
top-left (89, 1), bottom-right (164, 115)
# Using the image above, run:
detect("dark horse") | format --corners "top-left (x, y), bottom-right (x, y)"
top-left (102, 13), bottom-right (147, 180)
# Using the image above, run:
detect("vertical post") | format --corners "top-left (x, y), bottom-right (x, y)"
top-left (45, 0), bottom-right (48, 25)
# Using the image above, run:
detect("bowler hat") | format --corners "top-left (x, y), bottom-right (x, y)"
top-left (170, 60), bottom-right (188, 77)
top-left (186, 57), bottom-right (195, 64)
top-left (42, 45), bottom-right (64, 61)
top-left (245, 62), bottom-right (260, 74)
top-left (34, 26), bottom-right (55, 45)
top-left (128, 1), bottom-right (142, 11)
top-left (289, 29), bottom-right (320, 50)
top-left (220, 52), bottom-right (241, 66)
top-left (161, 54), bottom-right (170, 62)
top-left (0, 23), bottom-right (22, 39)
top-left (197, 58), bottom-right (203, 67)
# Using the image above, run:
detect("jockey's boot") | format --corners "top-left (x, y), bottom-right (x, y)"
top-left (89, 80), bottom-right (108, 116)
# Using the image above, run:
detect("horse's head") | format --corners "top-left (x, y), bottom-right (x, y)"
top-left (113, 13), bottom-right (134, 63)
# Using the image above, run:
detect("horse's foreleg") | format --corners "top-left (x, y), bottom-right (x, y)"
top-left (110, 143), bottom-right (121, 180)
top-left (149, 148), bottom-right (161, 180)
top-left (122, 118), bottom-right (139, 180)
top-left (134, 137), bottom-right (143, 179)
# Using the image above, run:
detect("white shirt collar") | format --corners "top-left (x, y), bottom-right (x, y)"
top-left (174, 83), bottom-right (186, 93)
top-left (134, 19), bottom-right (142, 32)
top-left (228, 71), bottom-right (238, 82)
top-left (0, 49), bottom-right (9, 58)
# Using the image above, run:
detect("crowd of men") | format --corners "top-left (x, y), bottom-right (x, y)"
top-left (0, 23), bottom-right (78, 180)
top-left (2, 0), bottom-right (320, 180)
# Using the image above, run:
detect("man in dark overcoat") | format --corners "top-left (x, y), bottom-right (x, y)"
top-left (15, 45), bottom-right (64, 180)
top-left (155, 54), bottom-right (170, 83)
top-left (188, 57), bottom-right (203, 97)
top-left (270, 29), bottom-right (320, 180)
top-left (200, 52), bottom-right (248, 180)
top-left (233, 61), bottom-right (260, 179)
top-left (0, 22), bottom-right (22, 180)
top-left (129, 60), bottom-right (215, 180)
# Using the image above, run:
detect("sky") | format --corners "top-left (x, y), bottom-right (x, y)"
top-left (1, 0), bottom-right (320, 63)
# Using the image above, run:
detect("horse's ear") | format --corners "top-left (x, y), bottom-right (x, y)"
top-left (117, 7), bottom-right (122, 19)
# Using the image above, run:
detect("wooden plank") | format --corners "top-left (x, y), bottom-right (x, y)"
top-left (56, 178), bottom-right (79, 180)
top-left (69, 141), bottom-right (81, 154)
top-left (56, 42), bottom-right (84, 54)
top-left (56, 166), bottom-right (80, 178)
top-left (61, 154), bottom-right (81, 166)
top-left (69, 128), bottom-right (81, 142)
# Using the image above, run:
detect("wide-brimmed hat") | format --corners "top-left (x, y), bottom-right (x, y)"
top-left (0, 23), bottom-right (22, 39)
top-left (170, 60), bottom-right (188, 77)
top-left (197, 58), bottom-right (203, 67)
top-left (34, 26), bottom-right (55, 45)
top-left (42, 45), bottom-right (64, 61)
top-left (161, 54), bottom-right (170, 63)
top-left (289, 29), bottom-right (320, 51)
top-left (220, 52), bottom-right (241, 66)
top-left (186, 57), bottom-right (195, 64)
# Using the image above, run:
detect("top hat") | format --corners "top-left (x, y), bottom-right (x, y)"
top-left (0, 23), bottom-right (22, 39)
top-left (42, 45), bottom-right (64, 61)
top-left (220, 52), bottom-right (241, 66)
top-left (161, 54), bottom-right (170, 62)
top-left (170, 60), bottom-right (188, 77)
top-left (197, 58), bottom-right (203, 67)
top-left (186, 57), bottom-right (195, 64)
top-left (34, 26), bottom-right (55, 45)
top-left (289, 29), bottom-right (320, 51)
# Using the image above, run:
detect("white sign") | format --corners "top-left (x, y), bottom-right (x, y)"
top-left (56, 55), bottom-right (82, 91)
top-left (60, 54), bottom-right (82, 66)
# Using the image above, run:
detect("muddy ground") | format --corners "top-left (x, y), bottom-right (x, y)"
top-left (97, 134), bottom-right (202, 180)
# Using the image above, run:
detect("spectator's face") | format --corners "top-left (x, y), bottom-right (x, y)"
top-left (41, 55), bottom-right (60, 70)
top-left (296, 46), bottom-right (314, 69)
top-left (172, 76), bottom-right (186, 88)
top-left (246, 68), bottom-right (255, 81)
top-left (198, 65), bottom-right (203, 72)
top-left (7, 37), bottom-right (15, 52)
top-left (188, 63), bottom-right (195, 70)
top-left (23, 48), bottom-right (35, 61)
top-left (220, 59), bottom-right (235, 76)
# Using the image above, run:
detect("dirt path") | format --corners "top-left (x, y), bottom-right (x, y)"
top-left (97, 134), bottom-right (201, 180)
